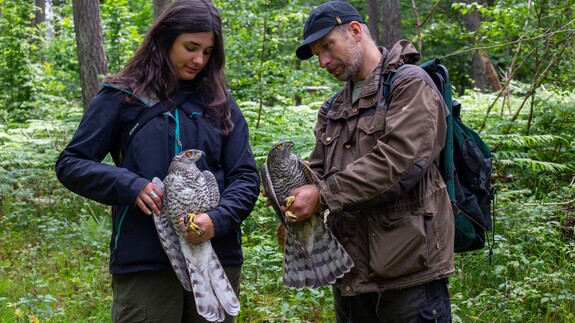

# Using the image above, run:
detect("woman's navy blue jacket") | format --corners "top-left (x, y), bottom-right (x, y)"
top-left (55, 84), bottom-right (260, 274)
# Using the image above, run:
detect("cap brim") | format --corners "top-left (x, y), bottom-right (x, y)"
top-left (296, 26), bottom-right (334, 60)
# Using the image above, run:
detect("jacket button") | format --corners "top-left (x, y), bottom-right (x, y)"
top-left (345, 144), bottom-right (351, 149)
top-left (344, 286), bottom-right (351, 292)
top-left (352, 108), bottom-right (357, 112)
top-left (326, 137), bottom-right (332, 141)
top-left (343, 236), bottom-right (349, 243)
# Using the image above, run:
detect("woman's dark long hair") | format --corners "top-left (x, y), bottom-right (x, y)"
top-left (105, 0), bottom-right (233, 135)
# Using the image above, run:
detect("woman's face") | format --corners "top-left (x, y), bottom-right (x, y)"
top-left (169, 32), bottom-right (215, 80)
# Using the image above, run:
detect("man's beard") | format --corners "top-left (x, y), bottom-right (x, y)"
top-left (332, 43), bottom-right (363, 82)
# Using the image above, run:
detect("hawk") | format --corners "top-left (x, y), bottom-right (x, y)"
top-left (261, 140), bottom-right (354, 289)
top-left (152, 149), bottom-right (239, 322)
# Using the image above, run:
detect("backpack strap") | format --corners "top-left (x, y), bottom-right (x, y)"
top-left (382, 64), bottom-right (410, 105)
top-left (326, 88), bottom-right (342, 112)
top-left (118, 88), bottom-right (193, 164)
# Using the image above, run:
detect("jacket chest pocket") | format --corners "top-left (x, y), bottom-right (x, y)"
top-left (356, 107), bottom-right (387, 155)
top-left (319, 121), bottom-right (342, 171)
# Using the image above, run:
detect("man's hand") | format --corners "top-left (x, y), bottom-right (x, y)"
top-left (286, 184), bottom-right (322, 222)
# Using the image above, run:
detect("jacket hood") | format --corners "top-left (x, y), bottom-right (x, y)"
top-left (381, 39), bottom-right (421, 75)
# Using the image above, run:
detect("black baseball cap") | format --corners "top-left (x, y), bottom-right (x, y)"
top-left (296, 1), bottom-right (365, 60)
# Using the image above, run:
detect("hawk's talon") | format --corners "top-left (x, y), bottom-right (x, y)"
top-left (285, 196), bottom-right (296, 208)
top-left (185, 213), bottom-right (204, 236)
top-left (285, 211), bottom-right (297, 224)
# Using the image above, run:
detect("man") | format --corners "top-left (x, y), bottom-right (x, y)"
top-left (286, 1), bottom-right (455, 322)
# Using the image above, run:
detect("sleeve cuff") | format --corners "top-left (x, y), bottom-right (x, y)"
top-left (318, 178), bottom-right (343, 214)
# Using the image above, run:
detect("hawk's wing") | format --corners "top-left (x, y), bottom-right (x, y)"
top-left (262, 161), bottom-right (313, 258)
top-left (261, 162), bottom-right (287, 227)
top-left (202, 170), bottom-right (220, 209)
top-left (151, 176), bottom-right (192, 291)
top-left (296, 156), bottom-right (321, 185)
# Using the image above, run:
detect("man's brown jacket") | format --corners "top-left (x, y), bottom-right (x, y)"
top-left (310, 40), bottom-right (455, 296)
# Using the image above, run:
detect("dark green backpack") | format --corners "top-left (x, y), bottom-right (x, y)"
top-left (385, 59), bottom-right (495, 253)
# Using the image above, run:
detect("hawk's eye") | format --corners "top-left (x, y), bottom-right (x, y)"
top-left (276, 144), bottom-right (283, 150)
top-left (186, 151), bottom-right (193, 157)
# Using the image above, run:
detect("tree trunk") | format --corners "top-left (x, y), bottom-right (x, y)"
top-left (32, 0), bottom-right (46, 27)
top-left (461, 4), bottom-right (485, 91)
top-left (154, 0), bottom-right (172, 19)
top-left (380, 0), bottom-right (402, 49)
top-left (480, 50), bottom-right (502, 92)
top-left (72, 0), bottom-right (107, 111)
top-left (366, 0), bottom-right (380, 45)
top-left (461, 0), bottom-right (500, 92)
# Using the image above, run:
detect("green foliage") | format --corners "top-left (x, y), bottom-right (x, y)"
top-left (0, 0), bottom-right (46, 122)
top-left (217, 0), bottom-right (339, 107)
top-left (101, 0), bottom-right (152, 74)
top-left (0, 112), bottom-right (112, 321)
top-left (242, 101), bottom-right (318, 163)
top-left (451, 200), bottom-right (575, 322)
top-left (450, 0), bottom-right (575, 93)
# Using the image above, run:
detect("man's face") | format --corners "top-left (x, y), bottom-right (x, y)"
top-left (309, 26), bottom-right (363, 82)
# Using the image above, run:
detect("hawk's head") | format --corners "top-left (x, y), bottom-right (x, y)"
top-left (268, 140), bottom-right (294, 158)
top-left (173, 149), bottom-right (205, 165)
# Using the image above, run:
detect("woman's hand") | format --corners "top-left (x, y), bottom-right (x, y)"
top-left (136, 182), bottom-right (163, 215)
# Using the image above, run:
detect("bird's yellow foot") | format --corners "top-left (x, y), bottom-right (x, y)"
top-left (185, 213), bottom-right (204, 236)
top-left (285, 196), bottom-right (297, 223)
top-left (285, 196), bottom-right (296, 208)
top-left (285, 211), bottom-right (297, 223)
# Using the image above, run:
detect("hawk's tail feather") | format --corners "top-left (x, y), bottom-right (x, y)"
top-left (303, 219), bottom-right (353, 287)
top-left (308, 240), bottom-right (336, 287)
top-left (284, 231), bottom-right (334, 289)
top-left (315, 220), bottom-right (354, 275)
top-left (282, 217), bottom-right (354, 289)
top-left (152, 206), bottom-right (193, 292)
top-left (208, 251), bottom-right (240, 316)
top-left (284, 225), bottom-right (311, 258)
top-left (188, 260), bottom-right (225, 322)
top-left (283, 233), bottom-right (316, 289)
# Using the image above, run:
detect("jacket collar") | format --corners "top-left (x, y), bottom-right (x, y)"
top-left (325, 40), bottom-right (421, 121)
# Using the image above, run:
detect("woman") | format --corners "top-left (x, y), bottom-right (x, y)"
top-left (55, 0), bottom-right (260, 321)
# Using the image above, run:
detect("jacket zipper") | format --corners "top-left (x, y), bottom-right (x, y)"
top-left (174, 108), bottom-right (182, 154)
top-left (114, 206), bottom-right (129, 250)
